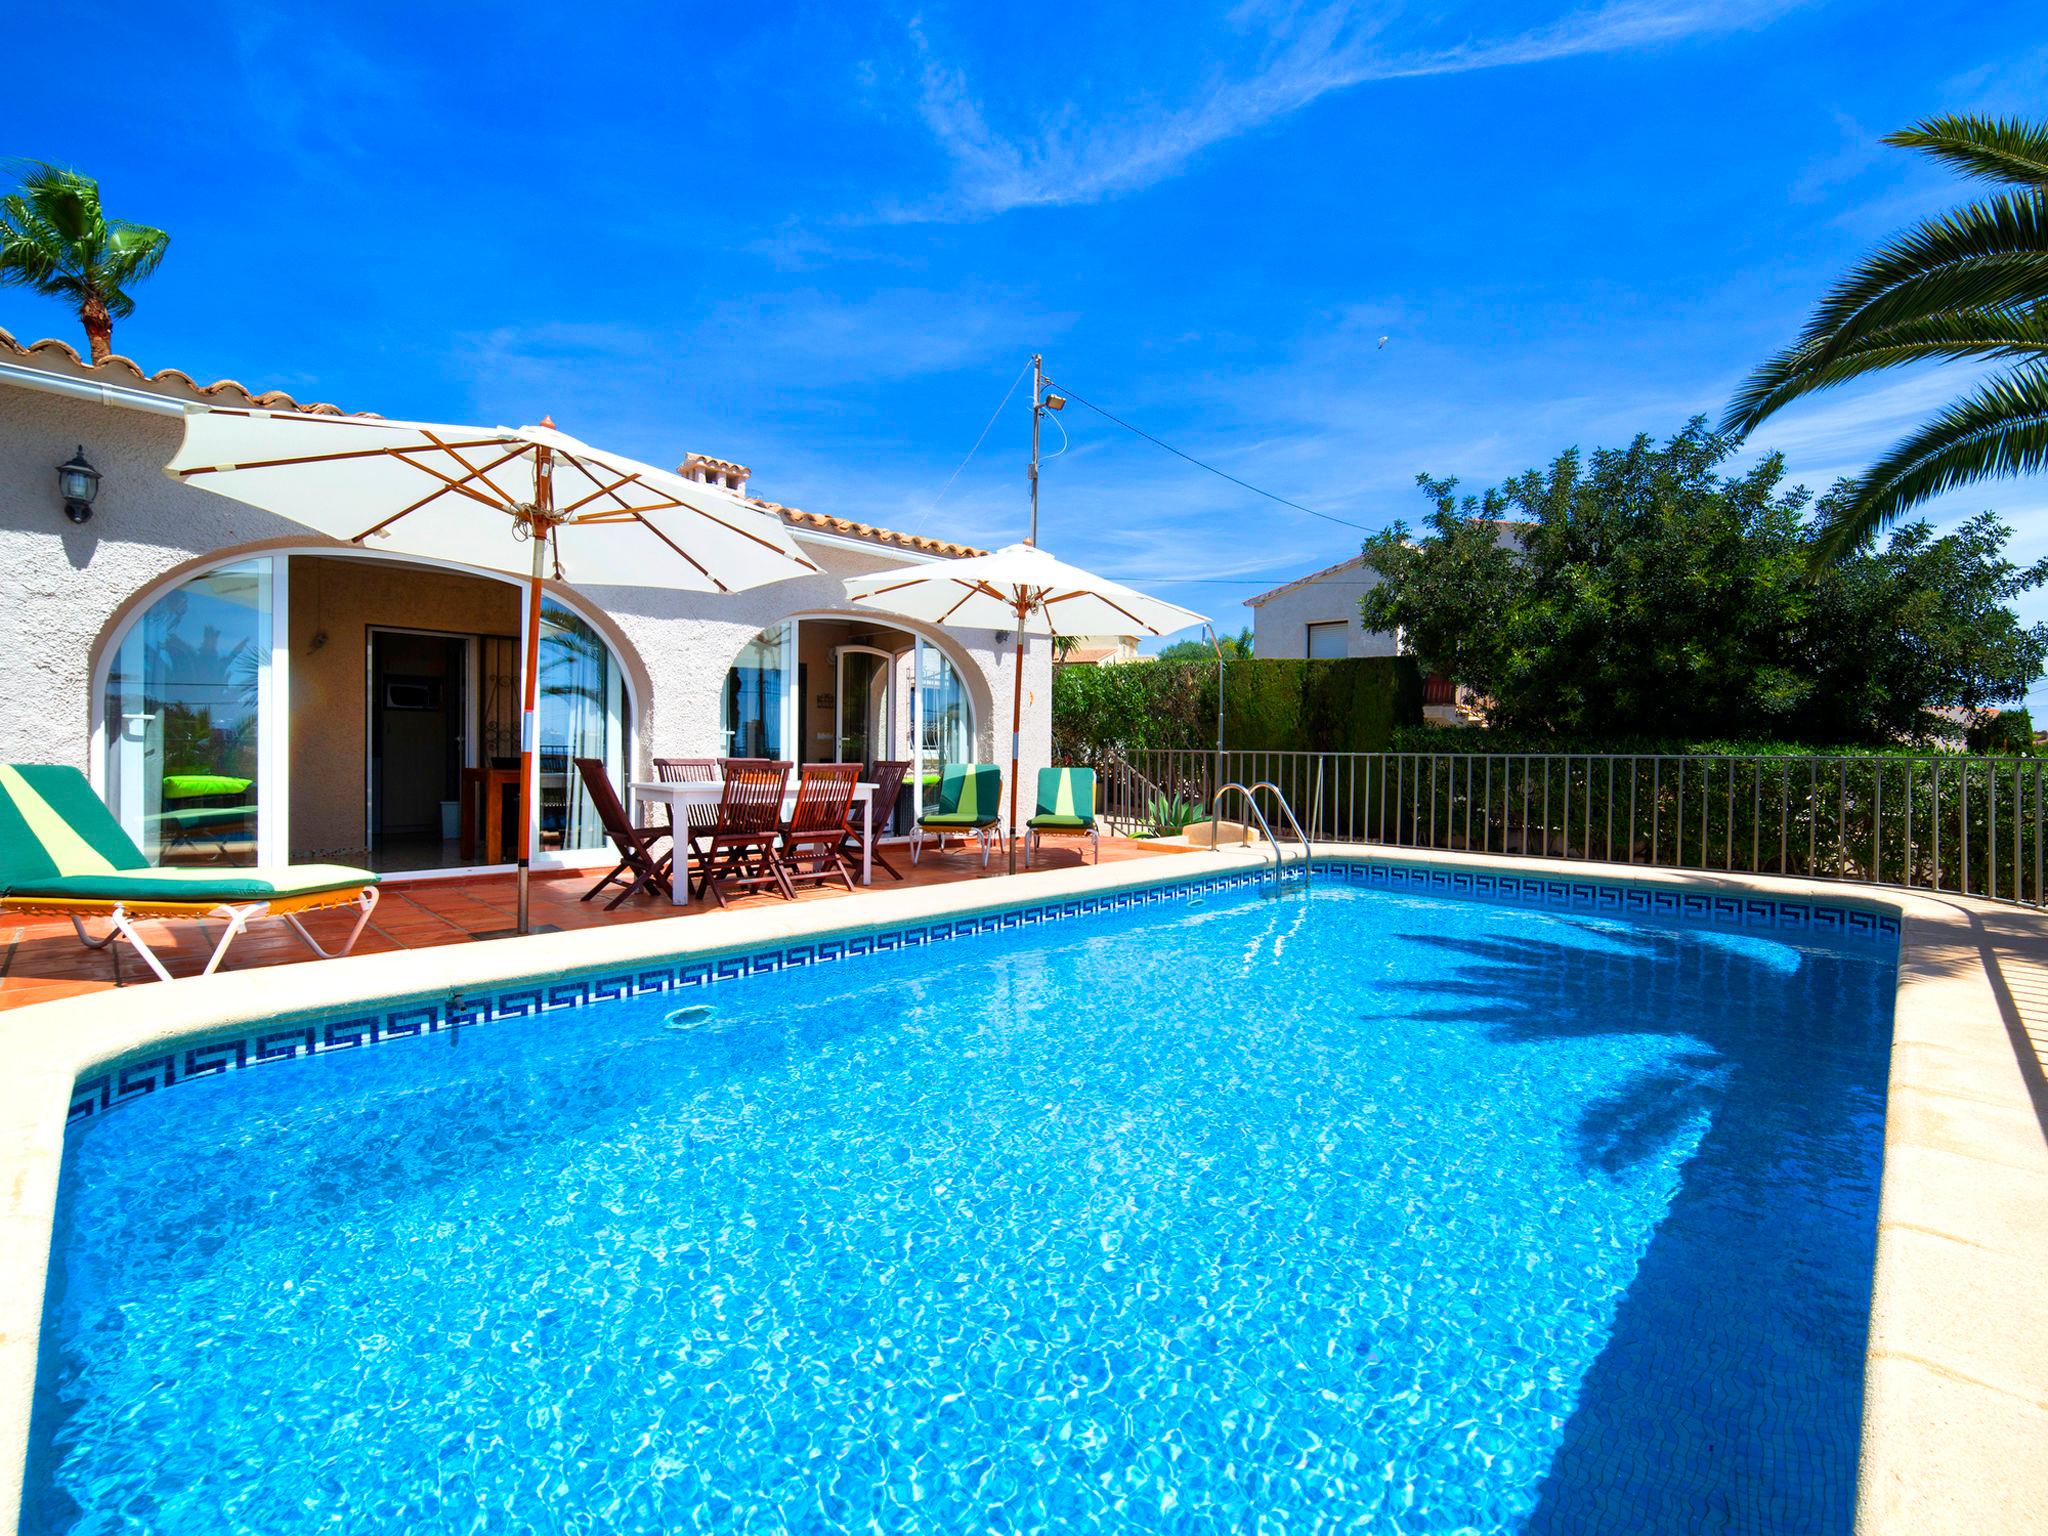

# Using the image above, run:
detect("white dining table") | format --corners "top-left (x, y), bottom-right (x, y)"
top-left (630, 778), bottom-right (877, 904)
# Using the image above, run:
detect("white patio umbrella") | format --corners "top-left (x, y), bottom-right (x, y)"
top-left (845, 541), bottom-right (1205, 873)
top-left (166, 409), bottom-right (819, 932)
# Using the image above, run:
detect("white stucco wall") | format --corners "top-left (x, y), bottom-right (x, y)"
top-left (1247, 561), bottom-right (1398, 660)
top-left (0, 373), bottom-right (1049, 846)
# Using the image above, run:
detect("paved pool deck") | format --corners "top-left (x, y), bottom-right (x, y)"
top-left (0, 835), bottom-right (1190, 1011)
top-left (0, 844), bottom-right (2041, 1533)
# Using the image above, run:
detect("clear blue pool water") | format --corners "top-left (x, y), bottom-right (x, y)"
top-left (26, 879), bottom-right (1894, 1535)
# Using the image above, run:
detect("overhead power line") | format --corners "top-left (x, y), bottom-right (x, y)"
top-left (913, 359), bottom-right (1034, 532)
top-left (1053, 384), bottom-right (1374, 533)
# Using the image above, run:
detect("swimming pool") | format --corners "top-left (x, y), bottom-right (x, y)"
top-left (25, 866), bottom-right (1896, 1534)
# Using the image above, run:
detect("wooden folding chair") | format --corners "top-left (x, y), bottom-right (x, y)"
top-left (697, 761), bottom-right (793, 907)
top-left (841, 759), bottom-right (909, 881)
top-left (780, 764), bottom-right (861, 896)
top-left (574, 758), bottom-right (673, 910)
top-left (654, 756), bottom-right (718, 871)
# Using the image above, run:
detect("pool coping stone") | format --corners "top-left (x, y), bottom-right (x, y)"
top-left (1, 843), bottom-right (2043, 1534)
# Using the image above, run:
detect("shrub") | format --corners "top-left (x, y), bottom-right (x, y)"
top-left (1053, 657), bottom-right (1422, 762)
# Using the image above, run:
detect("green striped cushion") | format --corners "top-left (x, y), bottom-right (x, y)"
top-left (1, 764), bottom-right (374, 904)
top-left (1032, 767), bottom-right (1095, 828)
top-left (7, 865), bottom-right (375, 904)
top-left (923, 763), bottom-right (1002, 827)
top-left (1028, 812), bottom-right (1093, 829)
top-left (0, 763), bottom-right (148, 891)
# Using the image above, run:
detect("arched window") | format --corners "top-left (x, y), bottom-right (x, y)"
top-left (539, 597), bottom-right (629, 854)
top-left (103, 557), bottom-right (274, 867)
top-left (724, 619), bottom-right (975, 818)
top-left (723, 622), bottom-right (794, 758)
top-left (100, 553), bottom-right (634, 873)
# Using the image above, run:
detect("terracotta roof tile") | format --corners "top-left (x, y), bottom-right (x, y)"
top-left (0, 325), bottom-right (368, 416)
top-left (750, 497), bottom-right (985, 560)
top-left (2, 325), bottom-right (985, 555)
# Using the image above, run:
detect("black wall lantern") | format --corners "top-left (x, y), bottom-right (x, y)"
top-left (57, 446), bottom-right (100, 523)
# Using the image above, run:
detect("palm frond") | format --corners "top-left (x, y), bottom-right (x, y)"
top-left (1813, 362), bottom-right (2048, 560)
top-left (1887, 114), bottom-right (2048, 188)
top-left (1724, 194), bottom-right (2048, 435)
top-left (102, 221), bottom-right (170, 290)
top-left (1722, 306), bottom-right (2048, 436)
top-left (1795, 193), bottom-right (2048, 358)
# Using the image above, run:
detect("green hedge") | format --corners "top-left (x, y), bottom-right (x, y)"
top-left (1387, 722), bottom-right (2037, 758)
top-left (1053, 657), bottom-right (1421, 762)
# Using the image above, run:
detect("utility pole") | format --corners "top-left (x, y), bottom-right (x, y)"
top-left (1027, 352), bottom-right (1044, 546)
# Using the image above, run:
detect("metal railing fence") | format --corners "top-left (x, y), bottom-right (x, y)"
top-left (1091, 747), bottom-right (2048, 907)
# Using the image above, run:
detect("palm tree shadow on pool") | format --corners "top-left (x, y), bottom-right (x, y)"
top-left (1363, 918), bottom-right (1894, 1535)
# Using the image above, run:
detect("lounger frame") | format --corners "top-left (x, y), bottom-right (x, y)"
top-left (5, 886), bottom-right (381, 984)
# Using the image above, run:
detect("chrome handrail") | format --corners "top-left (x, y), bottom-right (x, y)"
top-left (1214, 780), bottom-right (1314, 893)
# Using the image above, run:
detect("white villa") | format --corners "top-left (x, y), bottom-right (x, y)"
top-left (0, 328), bottom-right (1050, 879)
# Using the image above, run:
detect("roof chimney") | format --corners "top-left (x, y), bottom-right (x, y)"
top-left (679, 452), bottom-right (750, 498)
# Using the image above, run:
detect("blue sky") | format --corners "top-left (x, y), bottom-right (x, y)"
top-left (7, 2), bottom-right (2048, 698)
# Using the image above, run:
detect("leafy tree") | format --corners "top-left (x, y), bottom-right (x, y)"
top-left (1723, 115), bottom-right (2048, 558)
top-left (1966, 707), bottom-right (2036, 755)
top-left (0, 160), bottom-right (169, 362)
top-left (1153, 626), bottom-right (1252, 663)
top-left (1359, 421), bottom-right (2048, 744)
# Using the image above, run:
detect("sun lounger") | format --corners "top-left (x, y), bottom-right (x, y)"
top-left (913, 763), bottom-right (1004, 868)
top-left (1024, 766), bottom-right (1099, 866)
top-left (0, 763), bottom-right (379, 982)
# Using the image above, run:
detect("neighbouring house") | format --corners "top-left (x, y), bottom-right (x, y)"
top-left (1244, 555), bottom-right (1396, 661)
top-left (1249, 520), bottom-right (1533, 723)
top-left (1054, 635), bottom-right (1139, 667)
top-left (0, 327), bottom-right (1050, 877)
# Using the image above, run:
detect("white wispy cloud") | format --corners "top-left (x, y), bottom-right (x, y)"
top-left (889, 0), bottom-right (1805, 221)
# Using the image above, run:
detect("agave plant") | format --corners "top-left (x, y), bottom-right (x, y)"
top-left (0, 160), bottom-right (169, 363)
top-left (1145, 791), bottom-right (1203, 837)
top-left (1723, 115), bottom-right (2048, 559)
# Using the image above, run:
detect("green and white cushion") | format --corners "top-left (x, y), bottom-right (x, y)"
top-left (918, 763), bottom-right (1003, 829)
top-left (0, 763), bottom-right (375, 906)
top-left (1027, 767), bottom-right (1096, 830)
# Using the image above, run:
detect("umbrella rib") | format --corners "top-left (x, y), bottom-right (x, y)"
top-left (176, 437), bottom-right (515, 476)
top-left (350, 444), bottom-right (532, 539)
top-left (623, 513), bottom-right (730, 594)
top-left (557, 452), bottom-right (820, 569)
top-left (1046, 587), bottom-right (1169, 635)
top-left (669, 498), bottom-right (823, 567)
top-left (556, 464), bottom-right (645, 517)
top-left (386, 445), bottom-right (529, 515)
top-left (423, 432), bottom-right (528, 511)
top-left (857, 576), bottom-right (932, 600)
top-left (934, 586), bottom-right (983, 625)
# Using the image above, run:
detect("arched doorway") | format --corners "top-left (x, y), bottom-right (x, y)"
top-left (96, 549), bottom-right (637, 874)
top-left (720, 615), bottom-right (979, 823)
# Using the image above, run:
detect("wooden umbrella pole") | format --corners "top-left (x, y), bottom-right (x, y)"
top-left (1007, 592), bottom-right (1027, 875)
top-left (516, 446), bottom-right (555, 935)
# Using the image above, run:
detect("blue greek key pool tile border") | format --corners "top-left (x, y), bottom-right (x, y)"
top-left (1334, 858), bottom-right (1901, 942)
top-left (65, 857), bottom-right (1897, 1127)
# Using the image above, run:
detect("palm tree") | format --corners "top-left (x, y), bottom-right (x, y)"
top-left (1723, 115), bottom-right (2048, 559)
top-left (0, 161), bottom-right (169, 363)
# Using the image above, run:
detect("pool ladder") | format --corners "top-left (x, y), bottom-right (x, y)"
top-left (1212, 781), bottom-right (1313, 895)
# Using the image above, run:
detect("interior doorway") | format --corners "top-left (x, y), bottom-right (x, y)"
top-left (368, 628), bottom-right (471, 872)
